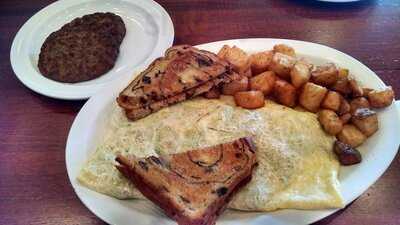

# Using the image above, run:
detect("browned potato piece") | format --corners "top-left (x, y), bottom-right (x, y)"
top-left (269, 52), bottom-right (296, 80)
top-left (352, 108), bottom-right (378, 137)
top-left (337, 124), bottom-right (367, 148)
top-left (242, 67), bottom-right (252, 78)
top-left (331, 69), bottom-right (351, 96)
top-left (250, 51), bottom-right (273, 75)
top-left (221, 76), bottom-right (249, 95)
top-left (274, 79), bottom-right (296, 107)
top-left (338, 98), bottom-right (351, 115)
top-left (234, 91), bottom-right (265, 109)
top-left (311, 63), bottom-right (338, 87)
top-left (273, 44), bottom-right (295, 57)
top-left (203, 87), bottom-right (221, 99)
top-left (321, 91), bottom-right (341, 111)
top-left (249, 71), bottom-right (276, 95)
top-left (334, 141), bottom-right (362, 166)
top-left (290, 61), bottom-right (311, 88)
top-left (367, 87), bottom-right (395, 108)
top-left (299, 82), bottom-right (328, 112)
top-left (348, 79), bottom-right (364, 97)
top-left (218, 45), bottom-right (250, 74)
top-left (318, 110), bottom-right (343, 135)
top-left (340, 113), bottom-right (352, 124)
top-left (350, 97), bottom-right (370, 114)
top-left (362, 88), bottom-right (374, 97)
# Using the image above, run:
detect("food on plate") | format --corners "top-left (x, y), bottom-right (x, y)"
top-left (273, 79), bottom-right (296, 107)
top-left (340, 113), bottom-right (352, 124)
top-left (334, 141), bottom-right (362, 166)
top-left (273, 44), bottom-right (296, 57)
top-left (117, 45), bottom-right (240, 121)
top-left (269, 52), bottom-right (296, 80)
top-left (331, 68), bottom-right (351, 95)
top-left (318, 110), bottom-right (343, 135)
top-left (115, 137), bottom-right (257, 225)
top-left (221, 75), bottom-right (249, 95)
top-left (362, 88), bottom-right (374, 97)
top-left (290, 61), bottom-right (311, 88)
top-left (217, 45), bottom-right (250, 75)
top-left (337, 124), bottom-right (367, 148)
top-left (38, 12), bottom-right (126, 83)
top-left (311, 63), bottom-right (338, 87)
top-left (349, 97), bottom-right (370, 114)
top-left (338, 98), bottom-right (351, 115)
top-left (78, 97), bottom-right (342, 211)
top-left (351, 108), bottom-right (378, 137)
top-left (249, 71), bottom-right (276, 95)
top-left (203, 87), bottom-right (221, 99)
top-left (367, 87), bottom-right (395, 108)
top-left (321, 91), bottom-right (341, 111)
top-left (299, 82), bottom-right (328, 112)
top-left (234, 90), bottom-right (265, 109)
top-left (348, 78), bottom-right (364, 97)
top-left (250, 50), bottom-right (273, 74)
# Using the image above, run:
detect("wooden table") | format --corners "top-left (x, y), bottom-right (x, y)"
top-left (1, 0), bottom-right (399, 224)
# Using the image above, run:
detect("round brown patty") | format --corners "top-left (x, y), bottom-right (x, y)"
top-left (38, 12), bottom-right (126, 83)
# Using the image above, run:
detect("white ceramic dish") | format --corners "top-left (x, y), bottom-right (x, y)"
top-left (66, 38), bottom-right (400, 225)
top-left (10, 0), bottom-right (174, 100)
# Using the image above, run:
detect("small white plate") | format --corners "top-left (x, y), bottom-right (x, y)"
top-left (10, 0), bottom-right (174, 100)
top-left (66, 39), bottom-right (400, 225)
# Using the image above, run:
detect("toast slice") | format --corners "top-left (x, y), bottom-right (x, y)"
top-left (117, 45), bottom-right (240, 121)
top-left (115, 137), bottom-right (257, 225)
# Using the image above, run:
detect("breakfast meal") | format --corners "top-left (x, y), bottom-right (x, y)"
top-left (38, 12), bottom-right (126, 83)
top-left (116, 137), bottom-right (257, 225)
top-left (77, 43), bottom-right (394, 225)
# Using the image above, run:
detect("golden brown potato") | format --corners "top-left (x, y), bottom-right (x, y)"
top-left (318, 110), bottom-right (343, 135)
top-left (338, 98), bottom-right (351, 115)
top-left (340, 113), bottom-right (352, 124)
top-left (331, 68), bottom-right (351, 96)
top-left (299, 82), bottom-right (328, 112)
top-left (350, 97), bottom-right (370, 114)
top-left (334, 141), bottom-right (362, 166)
top-left (274, 79), bottom-right (296, 107)
top-left (321, 91), bottom-right (341, 111)
top-left (367, 87), bottom-right (395, 108)
top-left (362, 88), bottom-right (374, 97)
top-left (348, 79), bottom-right (364, 97)
top-left (249, 71), bottom-right (276, 95)
top-left (250, 50), bottom-right (273, 75)
top-left (311, 63), bottom-right (338, 87)
top-left (269, 52), bottom-right (296, 80)
top-left (218, 45), bottom-right (250, 74)
top-left (352, 108), bottom-right (378, 137)
top-left (338, 68), bottom-right (349, 77)
top-left (221, 76), bottom-right (249, 95)
top-left (337, 124), bottom-right (367, 148)
top-left (234, 91), bottom-right (265, 109)
top-left (290, 61), bottom-right (311, 88)
top-left (273, 44), bottom-right (295, 57)
top-left (241, 67), bottom-right (252, 77)
top-left (203, 87), bottom-right (221, 99)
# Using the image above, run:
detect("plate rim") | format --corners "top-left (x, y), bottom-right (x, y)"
top-left (66, 38), bottom-right (400, 225)
top-left (10, 0), bottom-right (174, 100)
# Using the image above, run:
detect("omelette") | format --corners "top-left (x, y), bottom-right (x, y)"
top-left (78, 96), bottom-right (343, 211)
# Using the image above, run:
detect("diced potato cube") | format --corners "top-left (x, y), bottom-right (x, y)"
top-left (334, 141), bottom-right (362, 166)
top-left (273, 44), bottom-right (296, 57)
top-left (337, 124), bottom-right (367, 148)
top-left (350, 97), bottom-right (370, 114)
top-left (318, 109), bottom-right (343, 135)
top-left (218, 45), bottom-right (250, 74)
top-left (273, 79), bottom-right (296, 107)
top-left (221, 76), bottom-right (249, 95)
top-left (331, 69), bottom-right (351, 95)
top-left (249, 71), bottom-right (276, 95)
top-left (250, 51), bottom-right (273, 75)
top-left (321, 91), bottom-right (341, 111)
top-left (299, 82), bottom-right (328, 112)
top-left (362, 88), bottom-right (374, 97)
top-left (348, 78), bottom-right (364, 97)
top-left (352, 108), bottom-right (378, 137)
top-left (338, 98), bottom-right (351, 115)
top-left (269, 53), bottom-right (296, 80)
top-left (234, 91), bottom-right (265, 109)
top-left (311, 63), bottom-right (338, 87)
top-left (290, 61), bottom-right (311, 88)
top-left (340, 113), bottom-right (352, 124)
top-left (367, 87), bottom-right (395, 108)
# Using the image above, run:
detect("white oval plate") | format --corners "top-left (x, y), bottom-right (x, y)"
top-left (10, 0), bottom-right (174, 100)
top-left (66, 39), bottom-right (400, 225)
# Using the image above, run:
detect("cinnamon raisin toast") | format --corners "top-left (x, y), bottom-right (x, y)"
top-left (115, 137), bottom-right (257, 225)
top-left (117, 45), bottom-right (240, 121)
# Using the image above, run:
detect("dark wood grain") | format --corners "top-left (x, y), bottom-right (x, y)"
top-left (0, 0), bottom-right (399, 225)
